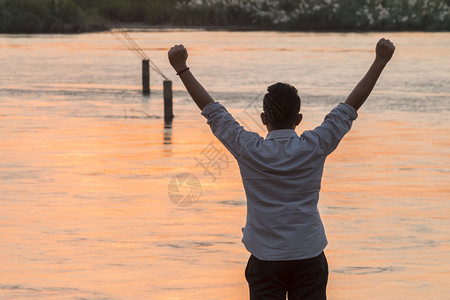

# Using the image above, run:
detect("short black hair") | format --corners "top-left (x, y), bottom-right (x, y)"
top-left (263, 82), bottom-right (301, 130)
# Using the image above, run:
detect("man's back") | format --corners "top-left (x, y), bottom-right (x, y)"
top-left (201, 101), bottom-right (358, 260)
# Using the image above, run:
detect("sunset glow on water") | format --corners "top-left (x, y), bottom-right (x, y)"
top-left (0, 31), bottom-right (449, 299)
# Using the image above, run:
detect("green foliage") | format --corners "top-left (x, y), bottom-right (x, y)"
top-left (0, 0), bottom-right (106, 33)
top-left (0, 0), bottom-right (448, 33)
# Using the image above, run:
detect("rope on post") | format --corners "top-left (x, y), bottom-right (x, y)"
top-left (109, 22), bottom-right (173, 117)
top-left (110, 23), bottom-right (169, 80)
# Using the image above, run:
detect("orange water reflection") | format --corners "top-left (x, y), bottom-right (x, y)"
top-left (0, 32), bottom-right (449, 299)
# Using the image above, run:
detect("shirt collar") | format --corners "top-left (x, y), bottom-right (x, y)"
top-left (265, 129), bottom-right (299, 140)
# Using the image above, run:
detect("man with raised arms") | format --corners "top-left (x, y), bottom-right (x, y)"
top-left (168, 38), bottom-right (395, 300)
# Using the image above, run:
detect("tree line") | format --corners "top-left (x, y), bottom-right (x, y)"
top-left (0, 0), bottom-right (448, 33)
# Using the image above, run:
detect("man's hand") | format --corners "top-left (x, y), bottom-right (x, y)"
top-left (375, 38), bottom-right (395, 64)
top-left (168, 44), bottom-right (188, 73)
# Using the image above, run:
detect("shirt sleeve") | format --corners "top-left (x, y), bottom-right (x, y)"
top-left (304, 102), bottom-right (358, 157)
top-left (201, 101), bottom-right (262, 159)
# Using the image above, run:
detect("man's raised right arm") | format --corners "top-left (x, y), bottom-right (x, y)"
top-left (344, 38), bottom-right (395, 111)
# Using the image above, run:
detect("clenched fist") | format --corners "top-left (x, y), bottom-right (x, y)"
top-left (376, 38), bottom-right (395, 64)
top-left (168, 44), bottom-right (188, 73)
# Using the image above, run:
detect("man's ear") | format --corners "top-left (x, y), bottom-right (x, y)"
top-left (261, 112), bottom-right (267, 125)
top-left (295, 113), bottom-right (303, 125)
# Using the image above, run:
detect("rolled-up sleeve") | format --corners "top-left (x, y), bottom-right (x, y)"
top-left (306, 102), bottom-right (358, 156)
top-left (201, 101), bottom-right (262, 159)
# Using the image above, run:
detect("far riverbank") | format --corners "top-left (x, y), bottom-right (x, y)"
top-left (1, 0), bottom-right (449, 34)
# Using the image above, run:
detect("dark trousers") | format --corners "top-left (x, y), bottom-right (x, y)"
top-left (245, 251), bottom-right (328, 300)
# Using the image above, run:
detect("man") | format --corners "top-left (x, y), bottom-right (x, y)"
top-left (168, 38), bottom-right (395, 300)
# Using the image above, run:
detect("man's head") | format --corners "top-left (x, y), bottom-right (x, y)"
top-left (261, 82), bottom-right (302, 131)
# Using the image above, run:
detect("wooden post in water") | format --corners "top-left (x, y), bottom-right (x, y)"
top-left (163, 80), bottom-right (174, 120)
top-left (142, 59), bottom-right (150, 94)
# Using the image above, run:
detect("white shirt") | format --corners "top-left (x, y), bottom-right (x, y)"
top-left (201, 101), bottom-right (358, 260)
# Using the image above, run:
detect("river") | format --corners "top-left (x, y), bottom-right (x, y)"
top-left (0, 30), bottom-right (449, 299)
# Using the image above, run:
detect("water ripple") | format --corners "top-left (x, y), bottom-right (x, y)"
top-left (334, 266), bottom-right (403, 275)
top-left (0, 284), bottom-right (112, 299)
